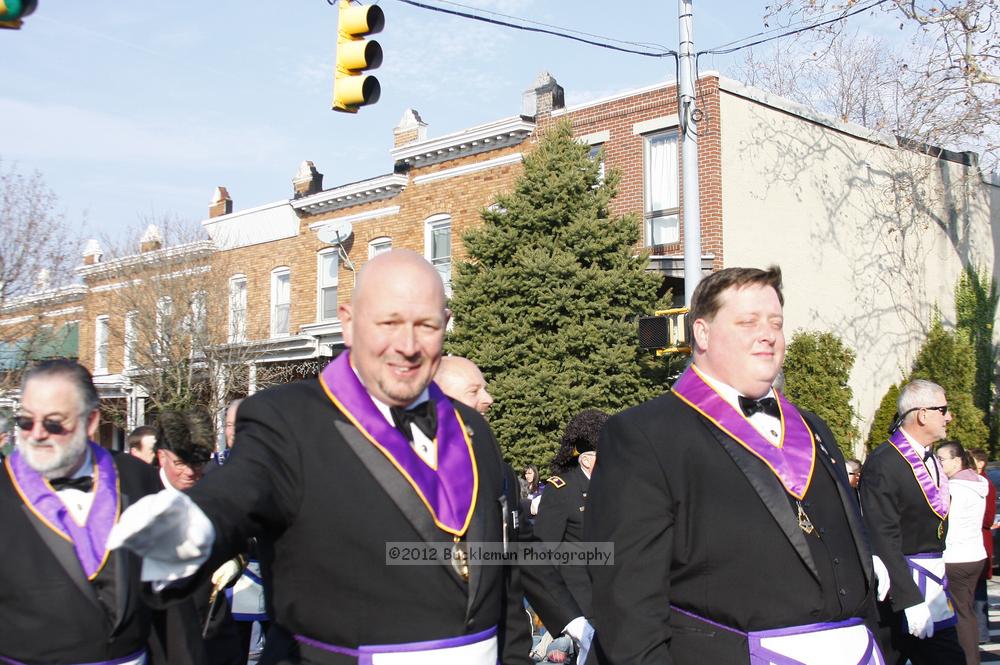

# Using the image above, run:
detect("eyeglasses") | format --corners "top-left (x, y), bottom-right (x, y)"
top-left (848, 472), bottom-right (860, 476)
top-left (922, 405), bottom-right (949, 416)
top-left (936, 455), bottom-right (955, 463)
top-left (14, 415), bottom-right (75, 435)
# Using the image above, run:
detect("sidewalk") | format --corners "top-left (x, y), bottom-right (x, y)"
top-left (982, 578), bottom-right (1000, 662)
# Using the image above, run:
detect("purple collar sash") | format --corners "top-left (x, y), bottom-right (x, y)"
top-left (5, 440), bottom-right (120, 579)
top-left (888, 430), bottom-right (949, 519)
top-left (672, 366), bottom-right (816, 500)
top-left (319, 352), bottom-right (478, 536)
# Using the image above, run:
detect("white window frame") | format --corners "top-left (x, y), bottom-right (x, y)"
top-left (588, 143), bottom-right (606, 186)
top-left (424, 214), bottom-right (452, 294)
top-left (368, 236), bottom-right (392, 259)
top-left (155, 296), bottom-right (173, 356)
top-left (94, 315), bottom-right (110, 373)
top-left (229, 274), bottom-right (247, 343)
top-left (270, 267), bottom-right (291, 338)
top-left (124, 311), bottom-right (137, 370)
top-left (642, 129), bottom-right (680, 247)
top-left (317, 249), bottom-right (339, 322)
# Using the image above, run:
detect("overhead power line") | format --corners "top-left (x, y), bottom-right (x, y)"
top-left (387, 0), bottom-right (676, 58)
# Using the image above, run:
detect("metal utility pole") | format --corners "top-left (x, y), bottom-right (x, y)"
top-left (678, 0), bottom-right (702, 304)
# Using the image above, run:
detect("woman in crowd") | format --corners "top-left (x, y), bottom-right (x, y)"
top-left (940, 440), bottom-right (990, 665)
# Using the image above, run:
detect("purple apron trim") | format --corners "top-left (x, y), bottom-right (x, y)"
top-left (887, 430), bottom-right (949, 519)
top-left (671, 366), bottom-right (816, 499)
top-left (671, 607), bottom-right (881, 665)
top-left (318, 352), bottom-right (477, 536)
top-left (295, 625), bottom-right (497, 664)
top-left (905, 554), bottom-right (958, 631)
top-left (0, 648), bottom-right (145, 665)
top-left (7, 440), bottom-right (119, 579)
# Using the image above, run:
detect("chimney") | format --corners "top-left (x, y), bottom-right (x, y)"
top-left (83, 239), bottom-right (103, 266)
top-left (140, 224), bottom-right (163, 253)
top-left (521, 71), bottom-right (565, 119)
top-left (292, 161), bottom-right (324, 199)
top-left (209, 186), bottom-right (233, 218)
top-left (34, 268), bottom-right (50, 291)
top-left (393, 108), bottom-right (427, 148)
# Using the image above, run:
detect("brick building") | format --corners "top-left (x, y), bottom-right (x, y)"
top-left (1, 71), bottom-right (996, 452)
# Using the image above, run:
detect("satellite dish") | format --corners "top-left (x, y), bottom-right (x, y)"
top-left (317, 220), bottom-right (354, 245)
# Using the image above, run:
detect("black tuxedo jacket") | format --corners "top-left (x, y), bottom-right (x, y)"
top-left (861, 438), bottom-right (947, 612)
top-left (185, 377), bottom-right (530, 664)
top-left (532, 466), bottom-right (593, 617)
top-left (585, 392), bottom-right (876, 665)
top-left (0, 451), bottom-right (159, 663)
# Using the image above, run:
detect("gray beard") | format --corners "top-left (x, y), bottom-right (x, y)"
top-left (16, 426), bottom-right (88, 479)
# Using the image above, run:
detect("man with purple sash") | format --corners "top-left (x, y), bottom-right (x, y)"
top-left (586, 266), bottom-right (884, 665)
top-left (108, 251), bottom-right (530, 664)
top-left (861, 379), bottom-right (965, 664)
top-left (0, 359), bottom-right (159, 665)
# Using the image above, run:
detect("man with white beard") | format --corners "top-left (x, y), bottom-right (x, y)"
top-left (0, 358), bottom-right (160, 665)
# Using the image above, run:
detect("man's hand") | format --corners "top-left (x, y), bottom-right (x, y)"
top-left (872, 555), bottom-right (890, 602)
top-left (210, 555), bottom-right (247, 590)
top-left (106, 489), bottom-right (215, 582)
top-left (904, 602), bottom-right (935, 639)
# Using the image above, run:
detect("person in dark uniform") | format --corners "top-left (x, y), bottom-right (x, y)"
top-left (586, 266), bottom-right (884, 665)
top-left (535, 409), bottom-right (607, 619)
top-left (861, 379), bottom-right (965, 664)
top-left (109, 250), bottom-right (531, 664)
top-left (0, 358), bottom-right (159, 665)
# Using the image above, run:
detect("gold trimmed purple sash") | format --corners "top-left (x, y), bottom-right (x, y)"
top-left (5, 440), bottom-right (120, 580)
top-left (888, 430), bottom-right (949, 519)
top-left (319, 352), bottom-right (478, 536)
top-left (672, 366), bottom-right (816, 500)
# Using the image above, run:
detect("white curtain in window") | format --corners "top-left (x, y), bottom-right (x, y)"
top-left (273, 272), bottom-right (290, 335)
top-left (646, 132), bottom-right (679, 213)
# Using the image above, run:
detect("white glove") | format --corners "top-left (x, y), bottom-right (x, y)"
top-left (106, 488), bottom-right (215, 583)
top-left (563, 616), bottom-right (595, 664)
top-left (904, 602), bottom-right (934, 639)
top-left (210, 557), bottom-right (244, 590)
top-left (872, 555), bottom-right (890, 602)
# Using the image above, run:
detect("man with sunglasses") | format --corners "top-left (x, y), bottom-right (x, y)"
top-left (861, 379), bottom-right (965, 664)
top-left (0, 358), bottom-right (159, 665)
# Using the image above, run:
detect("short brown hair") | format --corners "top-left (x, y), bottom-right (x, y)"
top-left (689, 266), bottom-right (783, 323)
top-left (127, 425), bottom-right (157, 451)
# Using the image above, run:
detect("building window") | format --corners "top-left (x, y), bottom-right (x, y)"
top-left (317, 250), bottom-right (339, 321)
top-left (643, 130), bottom-right (680, 246)
top-left (368, 236), bottom-right (392, 259)
top-left (271, 267), bottom-right (291, 337)
top-left (94, 315), bottom-right (109, 372)
top-left (229, 275), bottom-right (247, 343)
top-left (124, 311), bottom-right (137, 369)
top-left (588, 143), bottom-right (605, 185)
top-left (424, 214), bottom-right (452, 292)
top-left (189, 291), bottom-right (207, 340)
top-left (155, 297), bottom-right (173, 356)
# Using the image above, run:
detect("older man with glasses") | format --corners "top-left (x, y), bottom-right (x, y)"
top-left (0, 358), bottom-right (160, 665)
top-left (861, 379), bottom-right (965, 664)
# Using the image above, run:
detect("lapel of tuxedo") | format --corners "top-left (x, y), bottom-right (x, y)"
top-left (334, 420), bottom-right (469, 588)
top-left (20, 502), bottom-right (104, 609)
top-left (801, 414), bottom-right (876, 588)
top-left (703, 420), bottom-right (821, 582)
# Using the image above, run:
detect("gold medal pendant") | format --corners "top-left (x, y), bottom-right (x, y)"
top-left (451, 537), bottom-right (470, 582)
top-left (796, 501), bottom-right (815, 535)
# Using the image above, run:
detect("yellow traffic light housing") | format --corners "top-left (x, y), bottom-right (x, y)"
top-left (333, 0), bottom-right (384, 113)
top-left (638, 307), bottom-right (691, 355)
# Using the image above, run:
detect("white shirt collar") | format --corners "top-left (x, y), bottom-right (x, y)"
top-left (350, 365), bottom-right (430, 423)
top-left (696, 367), bottom-right (775, 409)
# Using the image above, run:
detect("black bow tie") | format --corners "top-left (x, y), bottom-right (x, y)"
top-left (923, 448), bottom-right (934, 463)
top-left (738, 395), bottom-right (780, 419)
top-left (390, 400), bottom-right (437, 442)
top-left (50, 476), bottom-right (93, 493)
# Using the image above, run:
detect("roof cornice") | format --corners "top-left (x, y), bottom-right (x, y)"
top-left (291, 174), bottom-right (408, 217)
top-left (391, 116), bottom-right (535, 169)
top-left (1, 284), bottom-right (88, 314)
top-left (75, 240), bottom-right (216, 279)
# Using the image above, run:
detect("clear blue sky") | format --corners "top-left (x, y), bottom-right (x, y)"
top-left (0, 1), bottom-right (888, 244)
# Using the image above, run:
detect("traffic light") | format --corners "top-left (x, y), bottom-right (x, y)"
top-left (0, 0), bottom-right (37, 29)
top-left (638, 307), bottom-right (690, 355)
top-left (332, 0), bottom-right (383, 113)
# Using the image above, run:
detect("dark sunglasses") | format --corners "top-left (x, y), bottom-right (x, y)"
top-left (922, 405), bottom-right (949, 416)
top-left (14, 415), bottom-right (73, 435)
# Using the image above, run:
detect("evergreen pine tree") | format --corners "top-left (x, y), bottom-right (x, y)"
top-left (954, 266), bottom-right (999, 455)
top-left (446, 121), bottom-right (669, 469)
top-left (782, 330), bottom-right (858, 456)
top-left (909, 316), bottom-right (989, 448)
top-left (866, 383), bottom-right (900, 451)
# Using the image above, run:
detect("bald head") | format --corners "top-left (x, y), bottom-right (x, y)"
top-left (435, 356), bottom-right (494, 415)
top-left (339, 250), bottom-right (451, 407)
